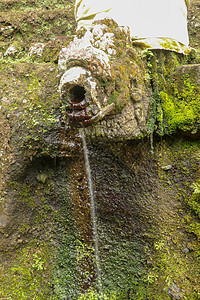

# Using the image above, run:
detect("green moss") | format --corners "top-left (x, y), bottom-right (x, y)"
top-left (0, 61), bottom-right (61, 157)
top-left (1, 158), bottom-right (80, 299)
top-left (147, 243), bottom-right (200, 299)
top-left (107, 45), bottom-right (147, 115)
top-left (0, 6), bottom-right (75, 46)
top-left (185, 180), bottom-right (200, 241)
top-left (0, 0), bottom-right (74, 12)
top-left (144, 51), bottom-right (200, 136)
top-left (147, 91), bottom-right (165, 152)
top-left (51, 235), bottom-right (78, 299)
top-left (78, 289), bottom-right (145, 300)
top-left (0, 242), bottom-right (54, 299)
top-left (160, 75), bottom-right (200, 133)
top-left (144, 139), bottom-right (200, 299)
top-left (108, 90), bottom-right (126, 113)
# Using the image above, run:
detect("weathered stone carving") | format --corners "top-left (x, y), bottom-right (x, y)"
top-left (58, 20), bottom-right (151, 140)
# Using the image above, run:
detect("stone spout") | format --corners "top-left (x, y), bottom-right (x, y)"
top-left (59, 66), bottom-right (115, 127)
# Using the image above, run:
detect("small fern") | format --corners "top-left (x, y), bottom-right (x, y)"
top-left (191, 183), bottom-right (200, 195)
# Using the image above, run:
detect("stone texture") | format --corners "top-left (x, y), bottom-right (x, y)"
top-left (168, 284), bottom-right (183, 299)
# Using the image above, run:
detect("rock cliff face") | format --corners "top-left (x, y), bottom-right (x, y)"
top-left (0, 1), bottom-right (200, 299)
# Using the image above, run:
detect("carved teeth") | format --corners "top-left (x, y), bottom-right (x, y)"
top-left (80, 103), bottom-right (115, 127)
top-left (66, 110), bottom-right (91, 125)
top-left (70, 99), bottom-right (87, 109)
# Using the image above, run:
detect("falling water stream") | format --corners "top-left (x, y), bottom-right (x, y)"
top-left (80, 128), bottom-right (102, 297)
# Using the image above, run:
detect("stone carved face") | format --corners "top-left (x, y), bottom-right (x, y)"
top-left (58, 19), bottom-right (151, 140)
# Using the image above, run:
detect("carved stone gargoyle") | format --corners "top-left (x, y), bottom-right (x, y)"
top-left (58, 20), bottom-right (150, 140)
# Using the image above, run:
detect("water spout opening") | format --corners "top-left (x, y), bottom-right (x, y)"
top-left (69, 85), bottom-right (86, 104)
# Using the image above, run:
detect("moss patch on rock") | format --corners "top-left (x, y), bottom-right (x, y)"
top-left (0, 60), bottom-right (63, 160)
top-left (0, 242), bottom-right (54, 299)
top-left (0, 5), bottom-right (75, 47)
top-left (145, 50), bottom-right (200, 137)
top-left (160, 64), bottom-right (200, 135)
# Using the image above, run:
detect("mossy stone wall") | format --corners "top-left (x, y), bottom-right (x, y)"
top-left (0, 0), bottom-right (200, 299)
